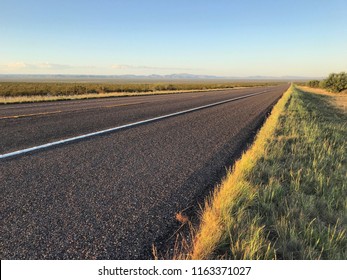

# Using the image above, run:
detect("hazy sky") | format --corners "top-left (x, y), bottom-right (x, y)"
top-left (1, 0), bottom-right (346, 76)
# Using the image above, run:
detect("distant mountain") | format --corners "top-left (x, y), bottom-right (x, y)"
top-left (245, 75), bottom-right (323, 80)
top-left (0, 73), bottom-right (321, 81)
top-left (159, 73), bottom-right (223, 79)
top-left (0, 73), bottom-right (226, 80)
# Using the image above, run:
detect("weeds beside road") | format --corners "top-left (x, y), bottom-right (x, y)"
top-left (184, 85), bottom-right (346, 260)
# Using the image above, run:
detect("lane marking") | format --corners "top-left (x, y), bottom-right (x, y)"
top-left (0, 90), bottom-right (270, 160)
top-left (0, 111), bottom-right (62, 119)
top-left (0, 102), bottom-right (147, 119)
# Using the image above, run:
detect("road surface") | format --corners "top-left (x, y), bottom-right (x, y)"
top-left (0, 84), bottom-right (289, 259)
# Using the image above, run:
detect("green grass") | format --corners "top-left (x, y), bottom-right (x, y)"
top-left (0, 81), bottom-right (280, 104)
top-left (187, 85), bottom-right (346, 259)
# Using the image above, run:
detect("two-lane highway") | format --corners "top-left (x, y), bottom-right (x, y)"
top-left (0, 84), bottom-right (289, 259)
top-left (2, 86), bottom-right (277, 154)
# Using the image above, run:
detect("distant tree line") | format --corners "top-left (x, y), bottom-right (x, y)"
top-left (307, 72), bottom-right (347, 93)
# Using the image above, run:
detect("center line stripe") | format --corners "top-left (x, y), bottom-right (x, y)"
top-left (0, 90), bottom-right (270, 160)
top-left (0, 102), bottom-right (147, 119)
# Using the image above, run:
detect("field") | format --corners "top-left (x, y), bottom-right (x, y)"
top-left (299, 86), bottom-right (347, 112)
top-left (0, 80), bottom-right (281, 104)
top-left (181, 85), bottom-right (346, 259)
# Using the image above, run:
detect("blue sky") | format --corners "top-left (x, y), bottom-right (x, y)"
top-left (1, 0), bottom-right (346, 76)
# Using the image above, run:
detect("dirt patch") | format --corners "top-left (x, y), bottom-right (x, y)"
top-left (333, 95), bottom-right (347, 112)
top-left (299, 86), bottom-right (347, 113)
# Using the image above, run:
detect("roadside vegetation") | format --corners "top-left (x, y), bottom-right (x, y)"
top-left (179, 85), bottom-right (346, 259)
top-left (307, 72), bottom-right (347, 93)
top-left (0, 88), bottom-right (231, 104)
top-left (0, 81), bottom-right (280, 104)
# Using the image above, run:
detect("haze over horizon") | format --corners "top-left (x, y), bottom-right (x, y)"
top-left (1, 0), bottom-right (346, 77)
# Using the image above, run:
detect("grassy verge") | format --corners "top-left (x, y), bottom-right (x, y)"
top-left (187, 85), bottom-right (346, 259)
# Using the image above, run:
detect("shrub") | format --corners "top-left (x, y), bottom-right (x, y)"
top-left (319, 80), bottom-right (327, 89)
top-left (307, 72), bottom-right (347, 93)
top-left (322, 72), bottom-right (347, 93)
top-left (307, 80), bottom-right (320, 88)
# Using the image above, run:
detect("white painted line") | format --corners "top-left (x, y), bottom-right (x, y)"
top-left (0, 90), bottom-right (269, 159)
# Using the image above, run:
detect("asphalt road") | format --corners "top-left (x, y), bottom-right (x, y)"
top-left (0, 84), bottom-right (289, 259)
top-left (2, 86), bottom-right (280, 154)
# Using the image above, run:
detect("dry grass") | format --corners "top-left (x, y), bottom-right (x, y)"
top-left (179, 85), bottom-right (346, 260)
top-left (334, 96), bottom-right (347, 112)
top-left (299, 86), bottom-right (347, 112)
top-left (299, 86), bottom-right (336, 96)
top-left (175, 212), bottom-right (189, 224)
top-left (153, 211), bottom-right (195, 260)
top-left (0, 88), bottom-right (237, 104)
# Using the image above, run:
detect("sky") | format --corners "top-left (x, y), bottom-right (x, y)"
top-left (1, 0), bottom-right (347, 77)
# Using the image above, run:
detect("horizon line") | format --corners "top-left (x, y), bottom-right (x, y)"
top-left (0, 73), bottom-right (324, 79)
